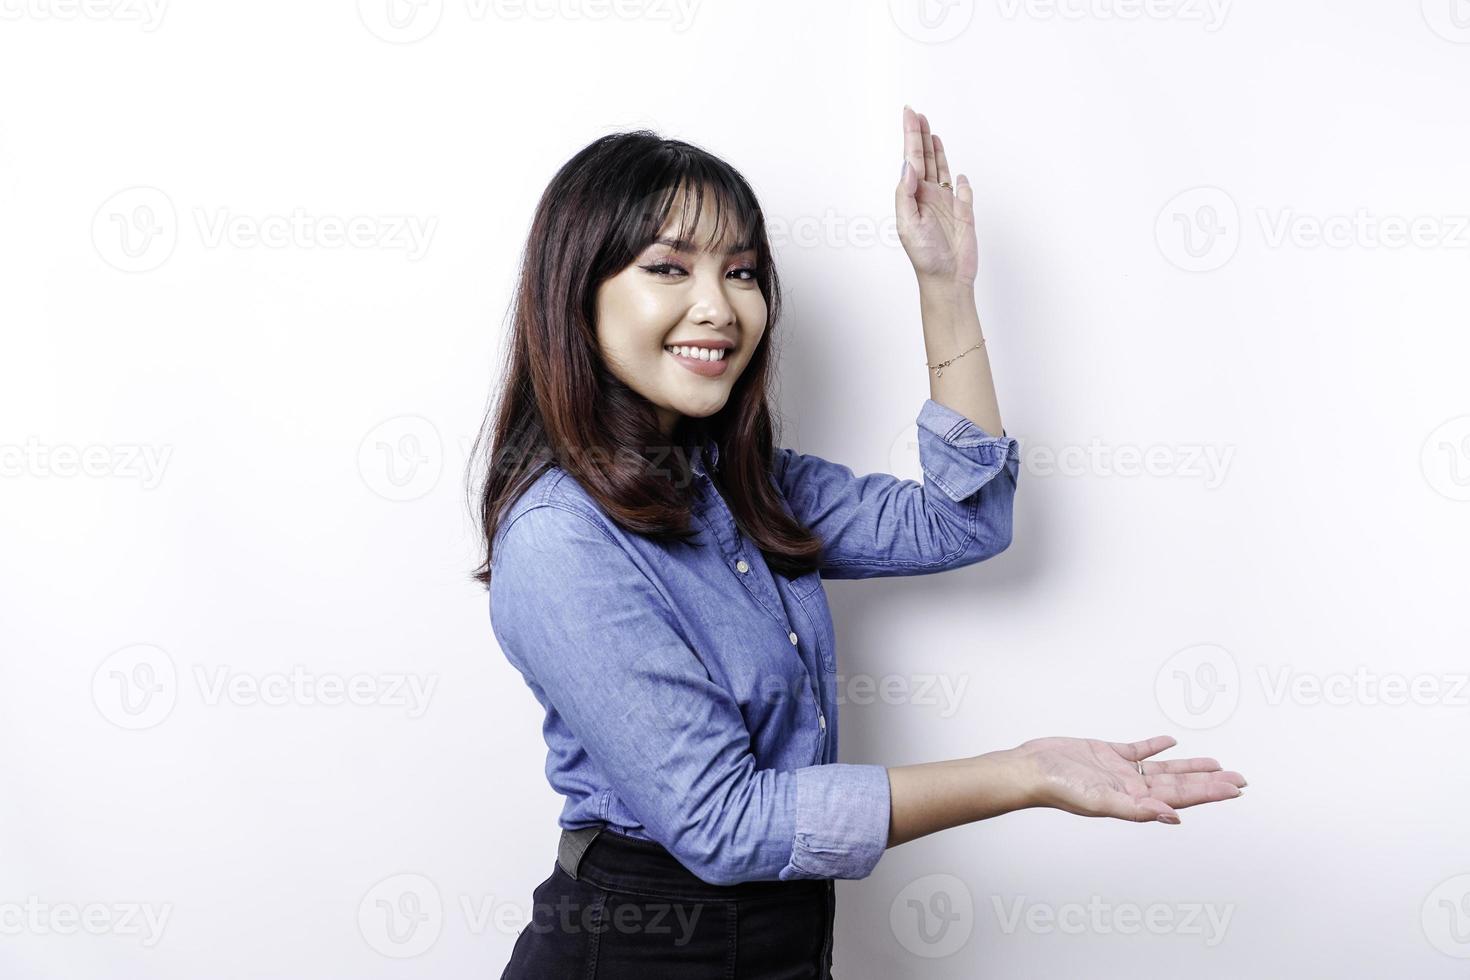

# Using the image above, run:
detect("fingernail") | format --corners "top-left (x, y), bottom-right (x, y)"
top-left (900, 160), bottom-right (908, 179)
top-left (1157, 814), bottom-right (1180, 824)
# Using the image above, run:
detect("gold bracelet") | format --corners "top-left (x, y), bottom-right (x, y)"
top-left (925, 339), bottom-right (985, 378)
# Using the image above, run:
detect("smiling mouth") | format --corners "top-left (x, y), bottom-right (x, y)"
top-left (664, 345), bottom-right (732, 376)
top-left (663, 344), bottom-right (730, 362)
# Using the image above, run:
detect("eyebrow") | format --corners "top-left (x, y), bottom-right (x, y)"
top-left (653, 237), bottom-right (756, 255)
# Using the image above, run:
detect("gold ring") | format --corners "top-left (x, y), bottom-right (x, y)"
top-left (939, 180), bottom-right (952, 189)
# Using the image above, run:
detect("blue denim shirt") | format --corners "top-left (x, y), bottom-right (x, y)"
top-left (488, 398), bottom-right (1020, 886)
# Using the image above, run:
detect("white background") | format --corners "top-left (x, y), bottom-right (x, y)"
top-left (3, 0), bottom-right (1469, 976)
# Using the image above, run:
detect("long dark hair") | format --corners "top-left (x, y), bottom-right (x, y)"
top-left (467, 130), bottom-right (823, 587)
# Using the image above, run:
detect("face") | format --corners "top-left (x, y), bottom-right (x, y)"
top-left (594, 192), bottom-right (768, 439)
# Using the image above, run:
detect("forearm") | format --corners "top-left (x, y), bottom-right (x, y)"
top-left (885, 748), bottom-right (1035, 849)
top-left (917, 278), bottom-right (1004, 437)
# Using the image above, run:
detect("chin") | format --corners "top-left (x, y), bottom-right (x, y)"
top-left (672, 400), bottom-right (725, 421)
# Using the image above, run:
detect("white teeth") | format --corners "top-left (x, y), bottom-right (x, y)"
top-left (665, 345), bottom-right (726, 361)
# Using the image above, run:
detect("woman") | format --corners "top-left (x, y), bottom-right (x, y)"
top-left (471, 106), bottom-right (1247, 978)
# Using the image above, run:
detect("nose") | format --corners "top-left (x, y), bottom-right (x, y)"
top-left (687, 270), bottom-right (738, 328)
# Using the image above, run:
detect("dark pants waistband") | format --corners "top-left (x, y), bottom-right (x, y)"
top-left (556, 824), bottom-right (830, 902)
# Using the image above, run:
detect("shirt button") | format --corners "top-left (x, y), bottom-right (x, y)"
top-left (818, 713), bottom-right (827, 730)
top-left (788, 631), bottom-right (798, 645)
top-left (736, 559), bottom-right (749, 574)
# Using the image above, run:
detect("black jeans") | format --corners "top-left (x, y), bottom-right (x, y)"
top-left (499, 825), bottom-right (836, 978)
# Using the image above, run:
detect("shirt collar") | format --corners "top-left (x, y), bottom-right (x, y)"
top-left (690, 434), bottom-right (720, 475)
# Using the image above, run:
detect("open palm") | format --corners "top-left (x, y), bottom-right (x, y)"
top-left (1012, 734), bottom-right (1247, 824)
top-left (895, 104), bottom-right (978, 285)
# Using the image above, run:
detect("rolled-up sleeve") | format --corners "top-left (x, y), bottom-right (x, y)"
top-left (773, 398), bottom-right (1020, 578)
top-left (488, 501), bottom-right (892, 885)
top-left (786, 763), bottom-right (892, 879)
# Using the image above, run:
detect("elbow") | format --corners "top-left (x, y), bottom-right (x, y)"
top-left (657, 782), bottom-right (782, 886)
top-left (931, 464), bottom-right (1018, 570)
top-left (956, 498), bottom-right (1014, 567)
top-left (984, 510), bottom-right (1015, 558)
top-left (666, 840), bottom-right (756, 886)
top-left (969, 473), bottom-right (1018, 562)
top-left (685, 860), bottom-right (748, 887)
top-left (646, 819), bottom-right (755, 887)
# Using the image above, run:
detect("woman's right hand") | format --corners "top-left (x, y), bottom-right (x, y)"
top-left (1005, 734), bottom-right (1247, 824)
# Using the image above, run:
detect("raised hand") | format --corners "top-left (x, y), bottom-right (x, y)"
top-left (895, 104), bottom-right (978, 286)
top-left (1010, 734), bottom-right (1247, 824)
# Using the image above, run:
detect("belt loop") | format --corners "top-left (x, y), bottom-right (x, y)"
top-left (556, 825), bottom-right (603, 881)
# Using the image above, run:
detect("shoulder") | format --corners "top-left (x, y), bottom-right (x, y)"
top-left (771, 446), bottom-right (794, 481)
top-left (493, 466), bottom-right (617, 562)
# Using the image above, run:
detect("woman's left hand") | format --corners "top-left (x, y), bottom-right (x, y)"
top-left (895, 104), bottom-right (978, 286)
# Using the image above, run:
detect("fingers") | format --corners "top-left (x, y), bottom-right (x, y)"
top-left (1150, 780), bottom-right (1245, 809)
top-left (953, 174), bottom-right (973, 216)
top-left (932, 133), bottom-right (953, 188)
top-left (1090, 735), bottom-right (1246, 823)
top-left (1110, 734), bottom-right (1178, 763)
top-left (1148, 769), bottom-right (1247, 788)
top-left (1100, 789), bottom-right (1180, 824)
top-left (901, 105), bottom-right (925, 184)
top-left (1143, 756), bottom-right (1225, 775)
top-left (917, 111), bottom-right (937, 183)
top-left (1122, 735), bottom-right (1249, 787)
top-left (896, 105), bottom-right (920, 217)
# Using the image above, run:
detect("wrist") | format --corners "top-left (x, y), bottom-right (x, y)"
top-left (978, 747), bottom-right (1043, 813)
top-left (916, 274), bottom-right (975, 298)
top-left (917, 279), bottom-right (979, 337)
top-left (964, 752), bottom-right (1046, 822)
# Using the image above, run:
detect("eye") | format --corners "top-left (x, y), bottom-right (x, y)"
top-left (640, 261), bottom-right (760, 283)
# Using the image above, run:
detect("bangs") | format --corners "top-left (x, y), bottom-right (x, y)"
top-left (634, 169), bottom-right (764, 259)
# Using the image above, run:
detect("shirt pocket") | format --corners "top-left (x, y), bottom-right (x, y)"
top-left (787, 568), bottom-right (823, 602)
top-left (789, 573), bottom-right (836, 673)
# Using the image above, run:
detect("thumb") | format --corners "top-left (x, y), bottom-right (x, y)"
top-left (1105, 790), bottom-right (1181, 824)
top-left (895, 159), bottom-right (919, 223)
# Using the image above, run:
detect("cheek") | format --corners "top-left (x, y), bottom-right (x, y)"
top-left (735, 325), bottom-right (760, 353)
top-left (600, 314), bottom-right (671, 362)
top-left (596, 277), bottom-right (674, 348)
top-left (739, 295), bottom-right (769, 338)
top-left (624, 280), bottom-right (676, 317)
